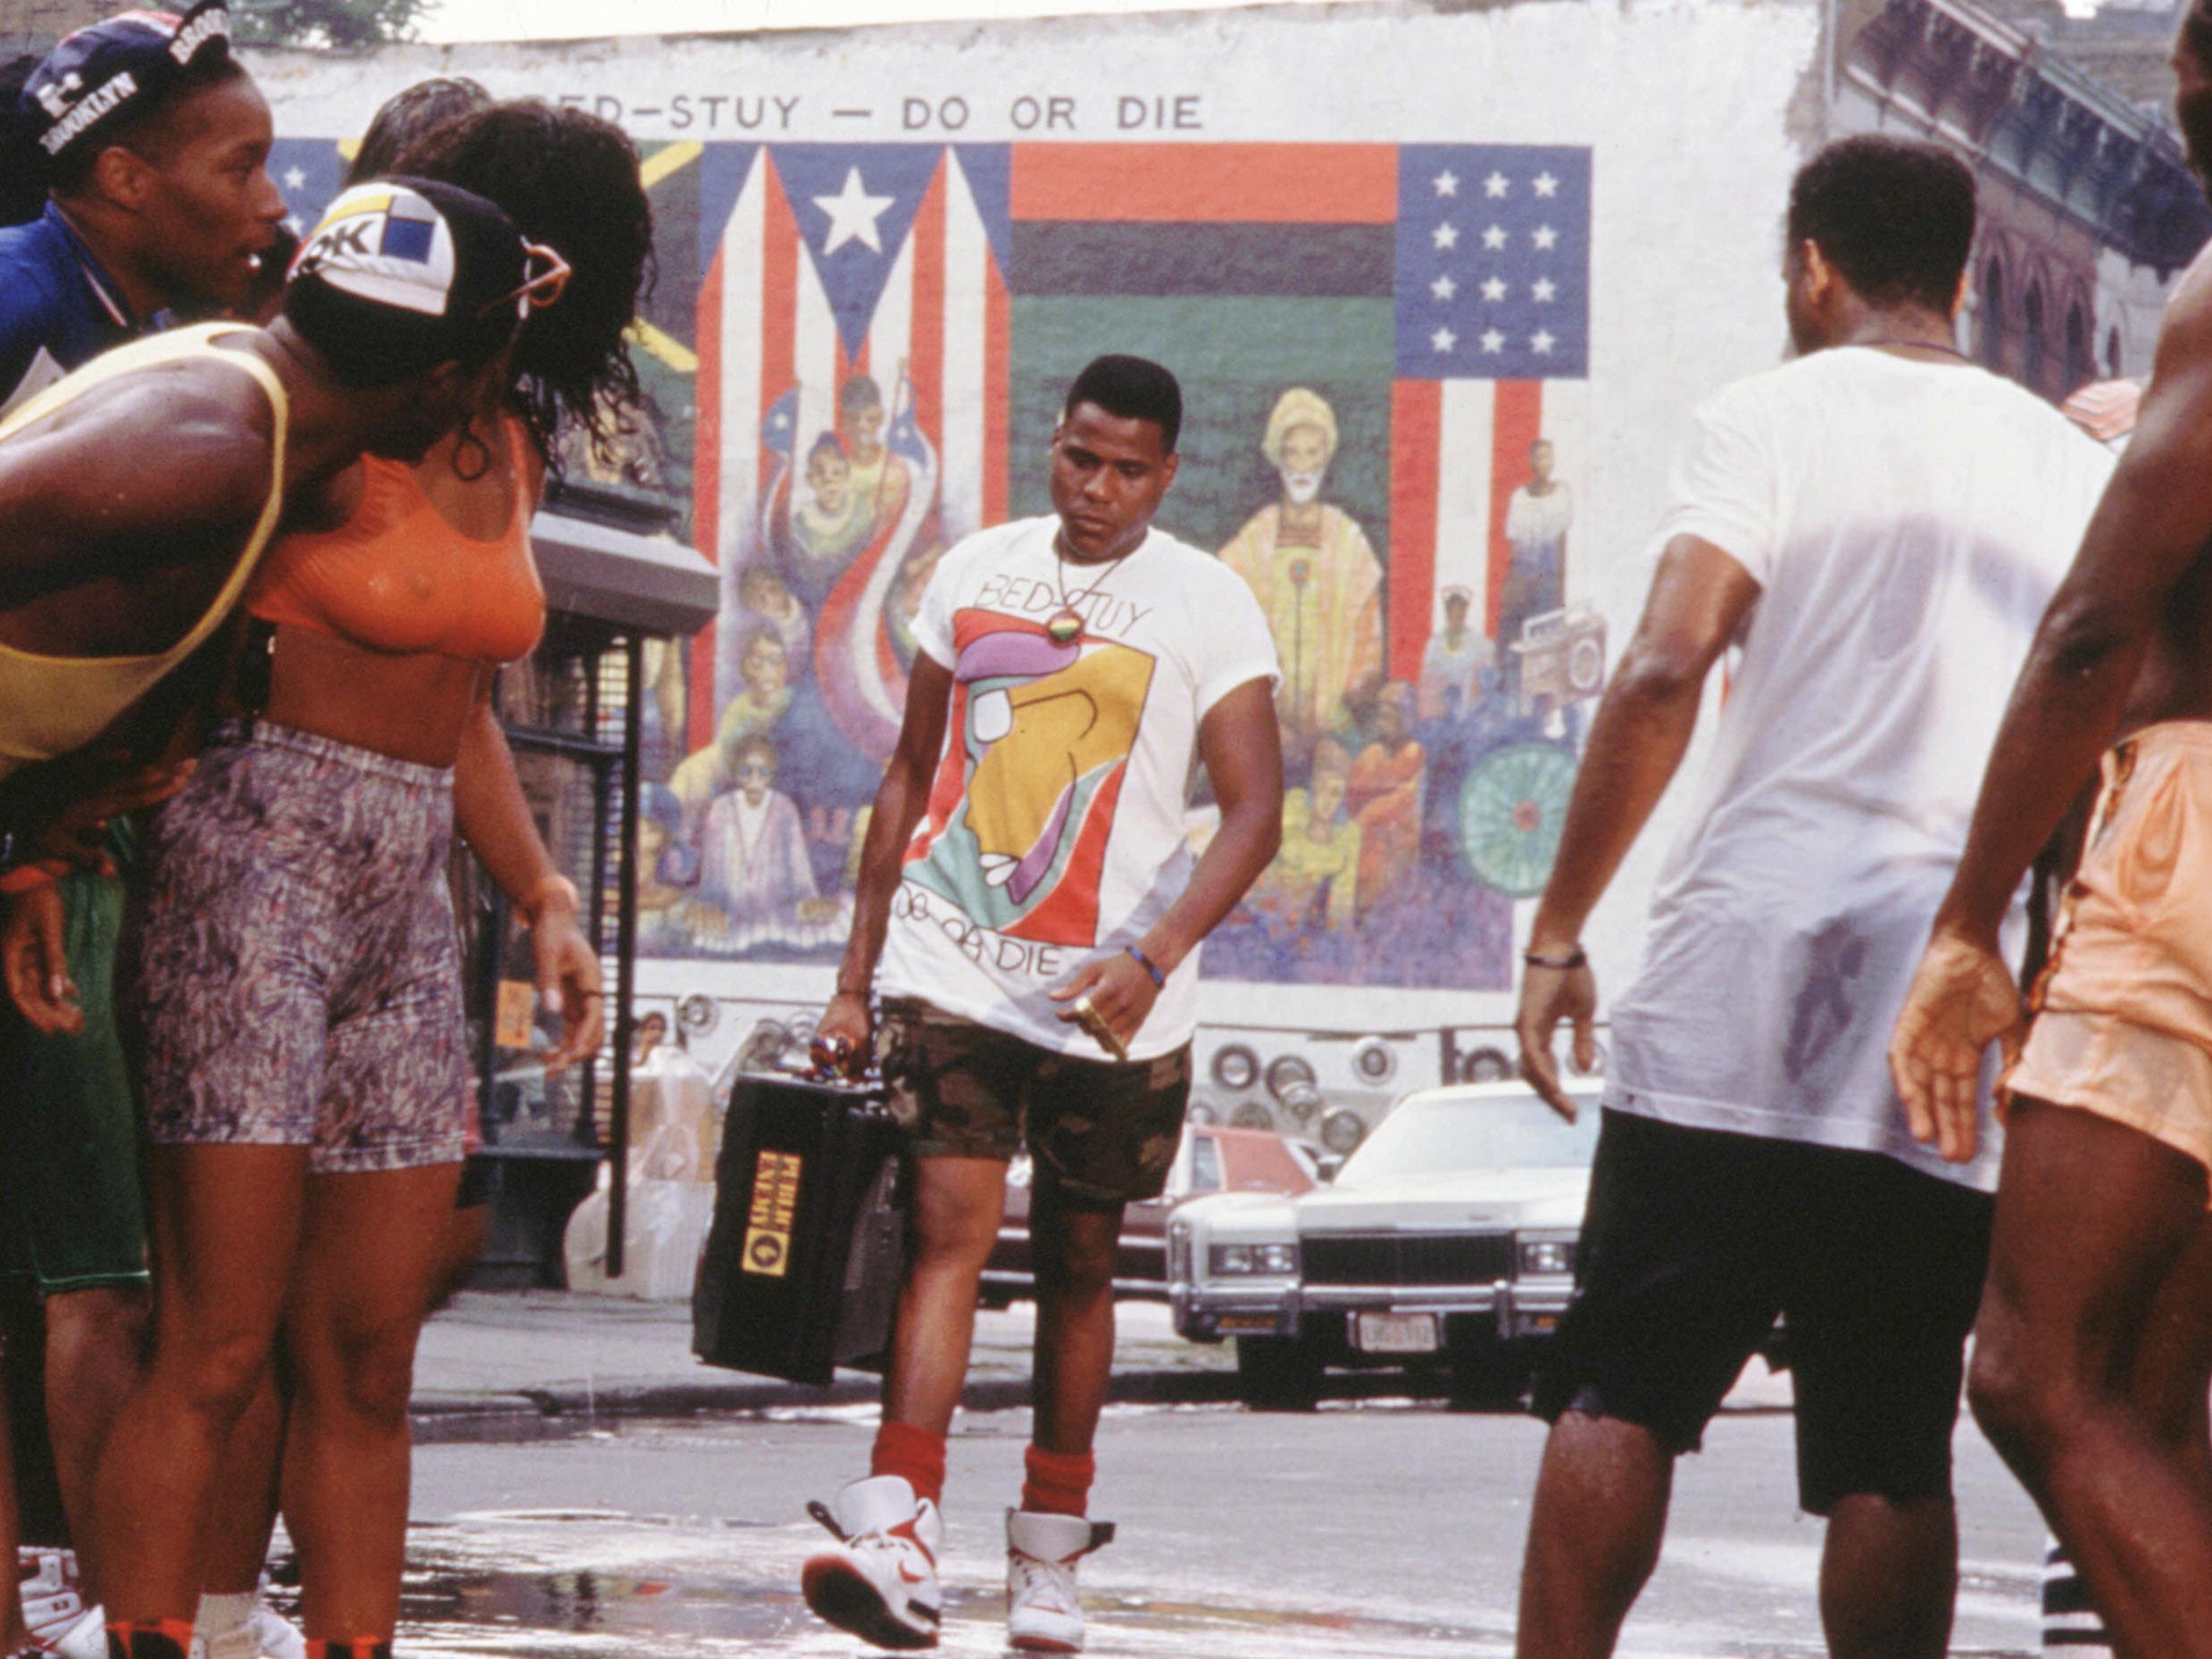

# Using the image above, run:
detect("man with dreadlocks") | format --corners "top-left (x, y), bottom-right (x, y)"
top-left (1889, 6), bottom-right (2212, 1653)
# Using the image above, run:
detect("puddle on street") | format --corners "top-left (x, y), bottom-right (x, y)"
top-left (271, 1509), bottom-right (1518, 1657)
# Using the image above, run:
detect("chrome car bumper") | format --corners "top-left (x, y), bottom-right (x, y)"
top-left (1177, 1278), bottom-right (1576, 1342)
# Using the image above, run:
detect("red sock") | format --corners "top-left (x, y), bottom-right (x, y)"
top-left (870, 1419), bottom-right (949, 1505)
top-left (1021, 1445), bottom-right (1095, 1517)
top-left (104, 1620), bottom-right (196, 1659)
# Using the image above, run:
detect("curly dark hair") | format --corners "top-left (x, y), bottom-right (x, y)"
top-left (1785, 135), bottom-right (1975, 316)
top-left (345, 77), bottom-right (489, 186)
top-left (393, 98), bottom-right (654, 468)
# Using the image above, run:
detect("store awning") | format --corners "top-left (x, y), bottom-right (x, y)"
top-left (528, 510), bottom-right (717, 639)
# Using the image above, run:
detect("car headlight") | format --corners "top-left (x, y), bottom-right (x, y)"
top-left (1518, 1238), bottom-right (1575, 1276)
top-left (1208, 1242), bottom-right (1299, 1276)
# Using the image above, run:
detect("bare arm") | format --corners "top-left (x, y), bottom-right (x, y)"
top-left (1891, 261), bottom-right (2212, 1159)
top-left (815, 653), bottom-right (956, 1056)
top-left (0, 374), bottom-right (268, 596)
top-left (1515, 535), bottom-right (1761, 1116)
top-left (453, 678), bottom-right (603, 1070)
top-left (1050, 676), bottom-right (1285, 1048)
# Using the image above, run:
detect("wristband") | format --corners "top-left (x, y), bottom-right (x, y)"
top-left (520, 874), bottom-right (580, 925)
top-left (1125, 944), bottom-right (1167, 989)
top-left (1522, 944), bottom-right (1587, 971)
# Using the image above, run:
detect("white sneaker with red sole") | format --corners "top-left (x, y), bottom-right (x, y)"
top-left (1004, 1510), bottom-right (1114, 1654)
top-left (801, 1475), bottom-right (944, 1650)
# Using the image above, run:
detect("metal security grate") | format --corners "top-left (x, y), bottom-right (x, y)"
top-left (1301, 1232), bottom-right (1514, 1286)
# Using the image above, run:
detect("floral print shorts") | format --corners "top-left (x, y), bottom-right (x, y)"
top-left (126, 721), bottom-right (469, 1174)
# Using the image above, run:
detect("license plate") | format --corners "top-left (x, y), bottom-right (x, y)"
top-left (1354, 1312), bottom-right (1439, 1354)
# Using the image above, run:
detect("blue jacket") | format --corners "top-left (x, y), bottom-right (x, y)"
top-left (0, 203), bottom-right (140, 414)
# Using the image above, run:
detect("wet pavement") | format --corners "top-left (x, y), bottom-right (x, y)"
top-left (370, 1298), bottom-right (2050, 1659)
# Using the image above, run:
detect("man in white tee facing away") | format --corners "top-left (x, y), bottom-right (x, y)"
top-left (802, 354), bottom-right (1283, 1653)
top-left (1510, 135), bottom-right (2115, 1659)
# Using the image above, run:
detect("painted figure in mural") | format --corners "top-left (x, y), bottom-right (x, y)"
top-left (1346, 683), bottom-right (1426, 918)
top-left (1218, 386), bottom-right (1384, 755)
top-left (669, 630), bottom-right (793, 816)
top-left (1508, 137), bottom-right (2114, 1659)
top-left (802, 355), bottom-right (1282, 1654)
top-left (1418, 585), bottom-right (1493, 721)
top-left (840, 371), bottom-right (913, 535)
top-left (695, 736), bottom-right (825, 932)
top-left (785, 431), bottom-right (872, 601)
top-left (1252, 746), bottom-right (1361, 933)
top-left (1499, 437), bottom-right (1575, 657)
top-left (636, 784), bottom-right (701, 952)
top-left (1884, 13), bottom-right (2212, 1651)
top-left (736, 560), bottom-right (814, 680)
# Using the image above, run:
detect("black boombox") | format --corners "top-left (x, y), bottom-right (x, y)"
top-left (692, 1073), bottom-right (910, 1387)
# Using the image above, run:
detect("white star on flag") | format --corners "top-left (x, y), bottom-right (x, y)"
top-left (1482, 224), bottom-right (1509, 251)
top-left (1433, 170), bottom-right (1459, 197)
top-left (1431, 326), bottom-right (1458, 353)
top-left (1533, 224), bottom-right (1559, 251)
top-left (1532, 277), bottom-right (1557, 303)
top-left (1480, 328), bottom-right (1505, 353)
top-left (813, 166), bottom-right (895, 255)
top-left (282, 166), bottom-right (306, 191)
top-left (1484, 170), bottom-right (1509, 198)
top-left (1431, 273), bottom-right (1457, 301)
top-left (1481, 276), bottom-right (1508, 302)
top-left (283, 215), bottom-right (302, 234)
top-left (1433, 222), bottom-right (1459, 250)
top-left (1532, 329), bottom-right (1556, 354)
top-left (1534, 172), bottom-right (1559, 197)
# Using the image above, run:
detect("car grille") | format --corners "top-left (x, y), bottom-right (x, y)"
top-left (1301, 1232), bottom-right (1514, 1286)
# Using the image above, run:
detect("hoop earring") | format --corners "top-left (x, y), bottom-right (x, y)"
top-left (453, 416), bottom-right (492, 484)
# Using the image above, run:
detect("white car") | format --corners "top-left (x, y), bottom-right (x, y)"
top-left (1168, 1078), bottom-right (1602, 1408)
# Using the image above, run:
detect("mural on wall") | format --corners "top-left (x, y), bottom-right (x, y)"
top-left (270, 134), bottom-right (1600, 989)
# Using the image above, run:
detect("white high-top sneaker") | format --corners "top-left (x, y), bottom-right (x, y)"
top-left (801, 1474), bottom-right (944, 1650)
top-left (17, 1549), bottom-right (104, 1659)
top-left (1003, 1510), bottom-right (1115, 1654)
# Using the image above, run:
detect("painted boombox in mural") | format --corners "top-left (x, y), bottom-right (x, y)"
top-left (1509, 605), bottom-right (1608, 718)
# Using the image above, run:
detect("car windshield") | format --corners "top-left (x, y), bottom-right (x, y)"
top-left (1335, 1092), bottom-right (1599, 1187)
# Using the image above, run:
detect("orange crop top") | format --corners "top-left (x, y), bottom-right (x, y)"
top-left (249, 419), bottom-right (546, 663)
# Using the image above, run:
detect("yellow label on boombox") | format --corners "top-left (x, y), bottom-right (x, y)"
top-left (742, 1149), bottom-right (803, 1278)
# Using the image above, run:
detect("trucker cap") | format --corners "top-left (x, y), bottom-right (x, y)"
top-left (281, 176), bottom-right (537, 387)
top-left (21, 1), bottom-right (234, 163)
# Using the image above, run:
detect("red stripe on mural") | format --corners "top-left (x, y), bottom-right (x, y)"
top-left (910, 158), bottom-right (946, 449)
top-left (1010, 144), bottom-right (1397, 223)
top-left (1487, 381), bottom-right (1544, 641)
top-left (689, 251), bottom-right (725, 751)
top-left (1388, 379), bottom-right (1441, 684)
top-left (983, 253), bottom-right (1010, 526)
top-left (761, 161), bottom-right (799, 449)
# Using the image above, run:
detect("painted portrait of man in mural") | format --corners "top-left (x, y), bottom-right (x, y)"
top-left (1418, 585), bottom-right (1493, 722)
top-left (1218, 387), bottom-right (1385, 758)
top-left (669, 627), bottom-right (794, 817)
top-left (694, 735), bottom-right (843, 941)
top-left (1499, 435), bottom-right (1576, 658)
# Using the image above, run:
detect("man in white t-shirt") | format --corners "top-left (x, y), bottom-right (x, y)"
top-left (799, 355), bottom-right (1282, 1654)
top-left (1509, 136), bottom-right (2114, 1659)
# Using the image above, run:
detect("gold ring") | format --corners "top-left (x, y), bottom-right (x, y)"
top-left (1072, 993), bottom-right (1096, 1018)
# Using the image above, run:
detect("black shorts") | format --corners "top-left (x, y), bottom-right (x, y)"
top-left (877, 999), bottom-right (1191, 1208)
top-left (1533, 1108), bottom-right (1992, 1514)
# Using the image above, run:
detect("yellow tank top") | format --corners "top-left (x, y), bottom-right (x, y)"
top-left (0, 324), bottom-right (287, 781)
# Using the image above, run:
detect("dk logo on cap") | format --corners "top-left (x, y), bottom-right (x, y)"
top-left (290, 183), bottom-right (462, 319)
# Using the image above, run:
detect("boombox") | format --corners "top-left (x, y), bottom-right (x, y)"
top-left (1509, 604), bottom-right (1608, 717)
top-left (692, 1073), bottom-right (909, 1386)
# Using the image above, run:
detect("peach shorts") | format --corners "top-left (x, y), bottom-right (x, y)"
top-left (2006, 722), bottom-right (2212, 1194)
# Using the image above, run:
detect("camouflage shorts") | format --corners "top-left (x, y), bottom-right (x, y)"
top-left (877, 1000), bottom-right (1192, 1207)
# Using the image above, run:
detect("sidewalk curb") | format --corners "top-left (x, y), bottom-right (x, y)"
top-left (409, 1367), bottom-right (1241, 1443)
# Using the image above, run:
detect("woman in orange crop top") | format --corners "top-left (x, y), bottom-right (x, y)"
top-left (84, 102), bottom-right (655, 1659)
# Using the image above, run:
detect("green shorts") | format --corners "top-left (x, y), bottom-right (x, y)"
top-left (0, 850), bottom-right (149, 1294)
top-left (878, 999), bottom-right (1192, 1208)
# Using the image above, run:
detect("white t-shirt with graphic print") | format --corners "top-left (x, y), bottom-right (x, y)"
top-left (875, 514), bottom-right (1278, 1059)
top-left (1603, 346), bottom-right (2115, 1191)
